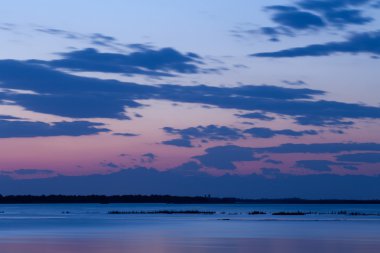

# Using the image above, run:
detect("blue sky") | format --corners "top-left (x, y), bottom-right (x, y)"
top-left (0, 0), bottom-right (380, 198)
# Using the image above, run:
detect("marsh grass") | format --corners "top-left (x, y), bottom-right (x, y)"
top-left (108, 210), bottom-right (216, 215)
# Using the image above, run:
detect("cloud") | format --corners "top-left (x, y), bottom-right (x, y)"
top-left (252, 31), bottom-right (380, 58)
top-left (251, 0), bottom-right (375, 41)
top-left (162, 138), bottom-right (193, 148)
top-left (295, 160), bottom-right (338, 172)
top-left (343, 165), bottom-right (359, 170)
top-left (295, 159), bottom-right (359, 172)
top-left (0, 115), bottom-right (21, 120)
top-left (2, 59), bottom-right (380, 126)
top-left (244, 127), bottom-right (318, 138)
top-left (161, 125), bottom-right (245, 147)
top-left (193, 145), bottom-right (261, 170)
top-left (283, 80), bottom-right (307, 86)
top-left (231, 25), bottom-right (294, 42)
top-left (163, 88), bottom-right (380, 126)
top-left (163, 125), bottom-right (244, 141)
top-left (0, 119), bottom-right (109, 138)
top-left (36, 28), bottom-right (84, 40)
top-left (0, 60), bottom-right (143, 119)
top-left (0, 167), bottom-right (379, 198)
top-left (30, 47), bottom-right (203, 77)
top-left (3, 169), bottom-right (55, 176)
top-left (294, 116), bottom-right (354, 126)
top-left (141, 153), bottom-right (157, 163)
top-left (297, 0), bottom-right (372, 10)
top-left (258, 26), bottom-right (295, 42)
top-left (35, 28), bottom-right (125, 51)
top-left (235, 112), bottom-right (275, 121)
top-left (336, 152), bottom-right (380, 163)
top-left (265, 159), bottom-right (283, 165)
top-left (255, 142), bottom-right (380, 154)
top-left (323, 9), bottom-right (372, 25)
top-left (298, 0), bottom-right (373, 26)
top-left (100, 162), bottom-right (119, 169)
top-left (162, 125), bottom-right (316, 147)
top-left (266, 5), bottom-right (326, 30)
top-left (113, 132), bottom-right (139, 137)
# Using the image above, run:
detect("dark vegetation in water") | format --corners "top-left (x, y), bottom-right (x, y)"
top-left (272, 211), bottom-right (307, 216)
top-left (108, 210), bottom-right (216, 215)
top-left (0, 195), bottom-right (380, 204)
top-left (248, 211), bottom-right (267, 215)
top-left (106, 210), bottom-right (380, 216)
top-left (329, 211), bottom-right (380, 216)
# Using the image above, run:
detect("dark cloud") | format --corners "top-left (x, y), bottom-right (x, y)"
top-left (323, 9), bottom-right (372, 25)
top-left (0, 60), bottom-right (144, 119)
top-left (343, 165), bottom-right (359, 170)
top-left (100, 162), bottom-right (119, 169)
top-left (283, 80), bottom-right (307, 86)
top-left (30, 47), bottom-right (203, 77)
top-left (9, 169), bottom-right (55, 176)
top-left (162, 88), bottom-right (380, 126)
top-left (266, 5), bottom-right (326, 30)
top-left (254, 0), bottom-right (375, 41)
top-left (295, 159), bottom-right (359, 172)
top-left (298, 0), bottom-right (373, 26)
top-left (0, 115), bottom-right (21, 120)
top-left (2, 59), bottom-right (380, 126)
top-left (252, 31), bottom-right (380, 58)
top-left (162, 125), bottom-right (318, 146)
top-left (113, 132), bottom-right (139, 137)
top-left (163, 125), bottom-right (244, 141)
top-left (141, 153), bottom-right (157, 163)
top-left (235, 112), bottom-right (275, 121)
top-left (193, 145), bottom-right (261, 170)
top-left (255, 142), bottom-right (380, 154)
top-left (297, 0), bottom-right (372, 10)
top-left (295, 160), bottom-right (337, 171)
top-left (162, 125), bottom-right (245, 148)
top-left (244, 127), bottom-right (318, 138)
top-left (0, 167), bottom-right (379, 198)
top-left (162, 138), bottom-right (193, 148)
top-left (295, 116), bottom-right (354, 127)
top-left (0, 119), bottom-right (109, 138)
top-left (336, 152), bottom-right (380, 163)
top-left (258, 26), bottom-right (295, 42)
top-left (265, 159), bottom-right (283, 165)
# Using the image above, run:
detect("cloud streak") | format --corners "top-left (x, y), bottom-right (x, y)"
top-left (0, 119), bottom-right (109, 138)
top-left (30, 47), bottom-right (203, 77)
top-left (252, 31), bottom-right (380, 58)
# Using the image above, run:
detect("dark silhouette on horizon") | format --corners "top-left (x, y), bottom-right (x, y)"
top-left (0, 195), bottom-right (379, 204)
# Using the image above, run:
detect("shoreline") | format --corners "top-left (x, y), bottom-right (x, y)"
top-left (1, 195), bottom-right (380, 205)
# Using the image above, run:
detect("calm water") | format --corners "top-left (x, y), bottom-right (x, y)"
top-left (1, 204), bottom-right (380, 253)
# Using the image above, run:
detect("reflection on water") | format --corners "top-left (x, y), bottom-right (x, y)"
top-left (1, 204), bottom-right (380, 253)
top-left (1, 238), bottom-right (380, 253)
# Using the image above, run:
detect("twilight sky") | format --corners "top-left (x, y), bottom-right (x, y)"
top-left (1, 0), bottom-right (380, 198)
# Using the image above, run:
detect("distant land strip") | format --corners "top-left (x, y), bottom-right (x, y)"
top-left (0, 195), bottom-right (379, 204)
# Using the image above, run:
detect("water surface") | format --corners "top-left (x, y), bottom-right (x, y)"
top-left (1, 204), bottom-right (379, 252)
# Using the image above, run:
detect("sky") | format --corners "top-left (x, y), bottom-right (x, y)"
top-left (1, 0), bottom-right (380, 198)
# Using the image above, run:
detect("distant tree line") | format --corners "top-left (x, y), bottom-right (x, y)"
top-left (0, 195), bottom-right (379, 204)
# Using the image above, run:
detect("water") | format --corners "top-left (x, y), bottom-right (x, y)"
top-left (0, 204), bottom-right (380, 252)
